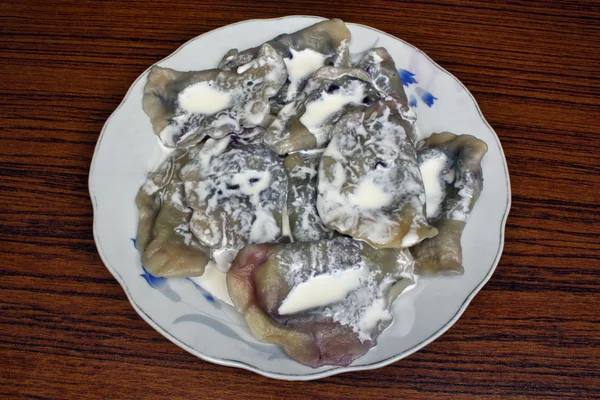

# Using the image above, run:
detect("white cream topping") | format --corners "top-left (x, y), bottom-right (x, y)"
top-left (274, 238), bottom-right (415, 343)
top-left (284, 48), bottom-right (326, 100)
top-left (420, 153), bottom-right (448, 219)
top-left (281, 203), bottom-right (292, 239)
top-left (231, 170), bottom-right (271, 203)
top-left (181, 134), bottom-right (286, 271)
top-left (451, 187), bottom-right (472, 222)
top-left (211, 247), bottom-right (238, 272)
top-left (158, 124), bottom-right (181, 149)
top-left (236, 61), bottom-right (254, 75)
top-left (294, 148), bottom-right (326, 156)
top-left (278, 267), bottom-right (367, 315)
top-left (190, 261), bottom-right (233, 305)
top-left (154, 44), bottom-right (287, 148)
top-left (248, 209), bottom-right (281, 244)
top-left (370, 52), bottom-right (384, 64)
top-left (400, 228), bottom-right (420, 247)
top-left (348, 178), bottom-right (393, 209)
top-left (316, 101), bottom-right (430, 247)
top-left (198, 136), bottom-right (231, 170)
top-left (300, 80), bottom-right (365, 145)
top-left (322, 262), bottom-right (414, 342)
top-left (141, 179), bottom-right (160, 196)
top-left (356, 297), bottom-right (391, 339)
top-left (178, 82), bottom-right (232, 115)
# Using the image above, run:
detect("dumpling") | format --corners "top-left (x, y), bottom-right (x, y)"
top-left (317, 97), bottom-right (437, 248)
top-left (283, 151), bottom-right (334, 242)
top-left (219, 19), bottom-right (352, 106)
top-left (135, 147), bottom-right (211, 277)
top-left (357, 47), bottom-right (407, 102)
top-left (179, 128), bottom-right (287, 270)
top-left (355, 47), bottom-right (423, 144)
top-left (226, 237), bottom-right (415, 368)
top-left (411, 132), bottom-right (488, 276)
top-left (264, 67), bottom-right (380, 155)
top-left (136, 151), bottom-right (178, 255)
top-left (143, 43), bottom-right (287, 148)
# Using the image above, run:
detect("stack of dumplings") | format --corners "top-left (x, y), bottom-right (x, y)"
top-left (135, 19), bottom-right (488, 367)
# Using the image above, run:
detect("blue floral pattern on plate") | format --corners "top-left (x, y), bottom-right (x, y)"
top-left (131, 238), bottom-right (181, 302)
top-left (131, 240), bottom-right (284, 359)
top-left (131, 238), bottom-right (224, 308)
top-left (187, 278), bottom-right (214, 302)
top-left (398, 69), bottom-right (438, 108)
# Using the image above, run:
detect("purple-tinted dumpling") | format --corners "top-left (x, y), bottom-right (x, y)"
top-left (226, 237), bottom-right (415, 368)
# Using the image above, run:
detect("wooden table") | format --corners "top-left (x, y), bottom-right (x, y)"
top-left (2, 1), bottom-right (599, 398)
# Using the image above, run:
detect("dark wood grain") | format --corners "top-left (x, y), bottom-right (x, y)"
top-left (1, 0), bottom-right (599, 398)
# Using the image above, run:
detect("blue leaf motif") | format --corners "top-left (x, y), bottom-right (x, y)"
top-left (140, 265), bottom-right (181, 302)
top-left (409, 95), bottom-right (418, 108)
top-left (416, 87), bottom-right (438, 107)
top-left (132, 238), bottom-right (181, 302)
top-left (187, 278), bottom-right (214, 302)
top-left (398, 69), bottom-right (418, 87)
top-left (187, 278), bottom-right (221, 309)
top-left (141, 264), bottom-right (167, 289)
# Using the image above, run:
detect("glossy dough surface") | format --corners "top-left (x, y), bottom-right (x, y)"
top-left (264, 67), bottom-right (380, 155)
top-left (357, 47), bottom-right (408, 102)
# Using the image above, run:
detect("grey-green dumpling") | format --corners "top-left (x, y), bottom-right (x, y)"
top-left (357, 47), bottom-right (408, 101)
top-left (179, 129), bottom-right (288, 271)
top-left (135, 147), bottom-right (211, 277)
top-left (265, 67), bottom-right (380, 155)
top-left (283, 152), bottom-right (334, 242)
top-left (316, 96), bottom-right (437, 248)
top-left (219, 19), bottom-right (352, 107)
top-left (411, 132), bottom-right (488, 276)
top-left (143, 43), bottom-right (286, 148)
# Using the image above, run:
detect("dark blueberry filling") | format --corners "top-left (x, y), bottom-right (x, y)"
top-left (373, 160), bottom-right (388, 169)
top-left (326, 84), bottom-right (340, 94)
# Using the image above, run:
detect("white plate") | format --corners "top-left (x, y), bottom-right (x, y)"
top-left (89, 16), bottom-right (511, 380)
